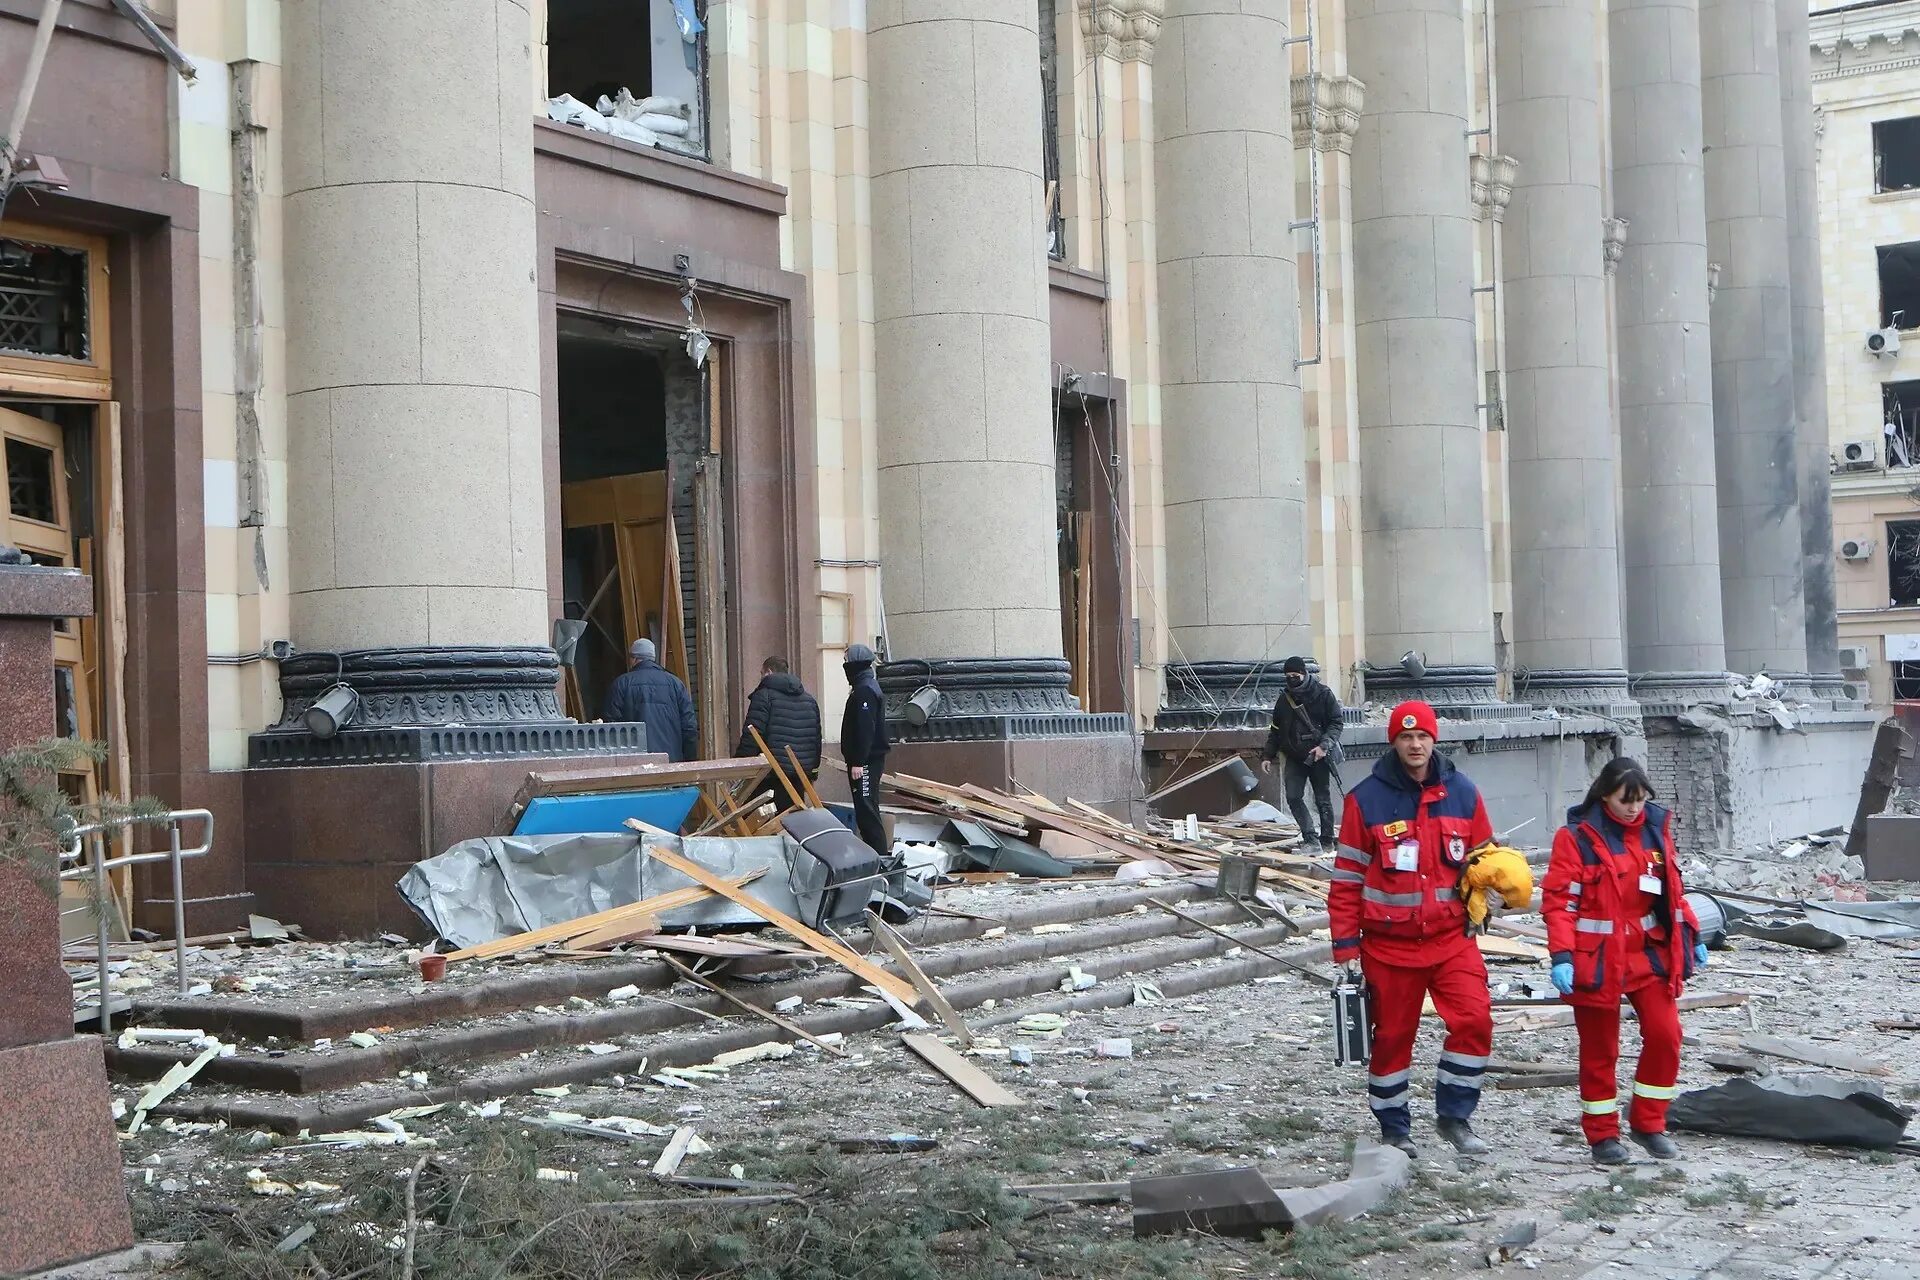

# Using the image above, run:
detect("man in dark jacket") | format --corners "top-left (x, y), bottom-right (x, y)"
top-left (603, 638), bottom-right (698, 763)
top-left (735, 656), bottom-right (822, 779)
top-left (839, 643), bottom-right (890, 855)
top-left (1259, 655), bottom-right (1343, 852)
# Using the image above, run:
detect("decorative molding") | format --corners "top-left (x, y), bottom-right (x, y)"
top-left (1080, 0), bottom-right (1163, 63)
top-left (1514, 667), bottom-right (1639, 719)
top-left (1814, 105), bottom-right (1826, 164)
top-left (267, 646), bottom-right (569, 731)
top-left (1291, 73), bottom-right (1366, 154)
top-left (1706, 260), bottom-right (1722, 301)
top-left (875, 656), bottom-right (1128, 740)
top-left (1471, 153), bottom-right (1518, 223)
top-left (1358, 663), bottom-right (1528, 720)
top-left (1602, 216), bottom-right (1629, 276)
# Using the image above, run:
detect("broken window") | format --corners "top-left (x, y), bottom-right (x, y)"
top-left (1876, 117), bottom-right (1920, 193)
top-left (1038, 0), bottom-right (1065, 260)
top-left (1896, 661), bottom-right (1920, 700)
top-left (1878, 242), bottom-right (1920, 330)
top-left (546, 0), bottom-right (707, 159)
top-left (1890, 519), bottom-right (1920, 607)
top-left (0, 236), bottom-right (89, 361)
top-left (1886, 380), bottom-right (1920, 468)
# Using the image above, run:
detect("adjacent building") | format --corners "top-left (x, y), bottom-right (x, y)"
top-left (0, 0), bottom-right (1874, 937)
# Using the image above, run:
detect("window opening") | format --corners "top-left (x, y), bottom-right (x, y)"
top-left (1879, 242), bottom-right (1920, 330)
top-left (1896, 659), bottom-right (1920, 700)
top-left (1877, 117), bottom-right (1920, 193)
top-left (1885, 380), bottom-right (1920, 468)
top-left (546, 0), bottom-right (707, 159)
top-left (1038, 0), bottom-right (1065, 261)
top-left (6, 436), bottom-right (58, 525)
top-left (1890, 519), bottom-right (1920, 607)
top-left (0, 236), bottom-right (89, 361)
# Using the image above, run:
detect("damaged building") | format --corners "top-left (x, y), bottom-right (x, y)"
top-left (0, 0), bottom-right (1876, 938)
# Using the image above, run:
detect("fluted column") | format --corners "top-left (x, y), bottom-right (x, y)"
top-left (1701, 0), bottom-right (1808, 678)
top-left (1777, 0), bottom-right (1840, 685)
top-left (1497, 0), bottom-right (1629, 709)
top-left (1155, 0), bottom-right (1308, 718)
top-left (869, 3), bottom-right (1061, 662)
top-left (283, 0), bottom-right (547, 650)
top-left (1348, 0), bottom-right (1496, 700)
top-left (1612, 0), bottom-right (1730, 698)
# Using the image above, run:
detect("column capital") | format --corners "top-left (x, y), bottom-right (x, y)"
top-left (1602, 216), bottom-right (1630, 276)
top-left (1081, 0), bottom-right (1164, 63)
top-left (1291, 72), bottom-right (1366, 153)
top-left (1471, 153), bottom-right (1518, 222)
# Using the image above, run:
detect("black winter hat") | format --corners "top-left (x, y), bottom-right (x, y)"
top-left (1282, 656), bottom-right (1309, 676)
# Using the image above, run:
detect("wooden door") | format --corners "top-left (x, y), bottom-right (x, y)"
top-left (561, 470), bottom-right (689, 686)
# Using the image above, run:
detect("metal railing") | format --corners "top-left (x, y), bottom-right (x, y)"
top-left (60, 808), bottom-right (214, 1034)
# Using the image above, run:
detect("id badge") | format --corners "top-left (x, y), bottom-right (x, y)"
top-left (1392, 840), bottom-right (1420, 872)
top-left (1638, 874), bottom-right (1663, 895)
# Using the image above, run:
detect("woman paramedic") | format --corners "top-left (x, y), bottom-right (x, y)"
top-left (1541, 758), bottom-right (1709, 1165)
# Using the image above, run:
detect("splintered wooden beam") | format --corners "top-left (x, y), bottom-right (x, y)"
top-left (867, 913), bottom-right (972, 1045)
top-left (900, 1032), bottom-right (1022, 1107)
top-left (662, 955), bottom-right (849, 1057)
top-left (634, 831), bottom-right (922, 1007)
top-left (748, 725), bottom-right (807, 810)
top-left (444, 869), bottom-right (764, 963)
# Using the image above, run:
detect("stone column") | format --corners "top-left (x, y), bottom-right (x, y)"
top-left (1155, 0), bottom-right (1309, 723)
top-left (1700, 0), bottom-right (1809, 678)
top-left (1611, 0), bottom-right (1730, 698)
top-left (1348, 0), bottom-right (1497, 701)
top-left (870, 3), bottom-right (1085, 725)
top-left (1496, 0), bottom-right (1630, 710)
top-left (277, 1), bottom-right (574, 748)
top-left (1777, 0), bottom-right (1841, 686)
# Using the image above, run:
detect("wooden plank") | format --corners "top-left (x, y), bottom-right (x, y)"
top-left (99, 402), bottom-right (131, 913)
top-left (1476, 934), bottom-right (1551, 960)
top-left (692, 457), bottom-right (728, 760)
top-left (1741, 1035), bottom-right (1891, 1076)
top-left (504, 758), bottom-right (766, 823)
top-left (899, 1032), bottom-right (1022, 1107)
top-left (747, 725), bottom-right (807, 810)
top-left (444, 870), bottom-right (763, 963)
top-left (636, 833), bottom-right (921, 1007)
top-left (637, 933), bottom-right (789, 960)
top-left (662, 955), bottom-right (849, 1056)
top-left (693, 789), bottom-right (774, 837)
top-left (559, 913), bottom-right (663, 951)
top-left (786, 747), bottom-right (827, 809)
top-left (867, 913), bottom-right (973, 1045)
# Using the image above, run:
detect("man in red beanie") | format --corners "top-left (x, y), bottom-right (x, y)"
top-left (1332, 700), bottom-right (1497, 1157)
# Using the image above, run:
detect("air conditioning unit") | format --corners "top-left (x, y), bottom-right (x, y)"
top-left (1839, 439), bottom-right (1880, 471)
top-left (1869, 327), bottom-right (1902, 357)
top-left (1840, 538), bottom-right (1877, 560)
top-left (1839, 645), bottom-right (1871, 672)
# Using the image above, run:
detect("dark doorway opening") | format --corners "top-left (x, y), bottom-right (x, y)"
top-left (556, 316), bottom-right (727, 748)
top-left (1055, 390), bottom-right (1131, 715)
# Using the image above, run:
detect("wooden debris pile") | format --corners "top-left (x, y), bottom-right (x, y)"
top-left (882, 772), bottom-right (1330, 901)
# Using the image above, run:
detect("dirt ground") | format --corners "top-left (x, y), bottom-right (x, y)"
top-left (112, 898), bottom-right (1920, 1280)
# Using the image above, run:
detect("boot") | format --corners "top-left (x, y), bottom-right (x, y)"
top-left (1630, 1130), bottom-right (1678, 1160)
top-left (1435, 1118), bottom-right (1489, 1156)
top-left (1382, 1132), bottom-right (1419, 1159)
top-left (1590, 1138), bottom-right (1631, 1165)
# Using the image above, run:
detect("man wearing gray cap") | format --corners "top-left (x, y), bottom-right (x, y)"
top-left (839, 643), bottom-right (890, 854)
top-left (603, 638), bottom-right (698, 762)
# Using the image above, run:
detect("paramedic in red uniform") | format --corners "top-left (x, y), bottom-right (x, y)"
top-left (1542, 758), bottom-right (1707, 1165)
top-left (1332, 700), bottom-right (1497, 1157)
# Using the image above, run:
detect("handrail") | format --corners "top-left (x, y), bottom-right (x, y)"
top-left (60, 809), bottom-right (214, 1034)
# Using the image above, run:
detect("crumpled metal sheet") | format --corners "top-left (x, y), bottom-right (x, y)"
top-left (1273, 1141), bottom-right (1411, 1227)
top-left (396, 832), bottom-right (813, 951)
top-left (1801, 899), bottom-right (1920, 940)
top-left (1668, 1074), bottom-right (1913, 1150)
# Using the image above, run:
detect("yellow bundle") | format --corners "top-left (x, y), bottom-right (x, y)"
top-left (1461, 844), bottom-right (1533, 930)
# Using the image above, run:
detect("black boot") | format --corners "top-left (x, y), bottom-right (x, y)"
top-left (1590, 1138), bottom-right (1630, 1165)
top-left (1382, 1132), bottom-right (1419, 1158)
top-left (1435, 1118), bottom-right (1489, 1156)
top-left (1630, 1130), bottom-right (1678, 1159)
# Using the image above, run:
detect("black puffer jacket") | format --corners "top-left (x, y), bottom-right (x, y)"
top-left (603, 659), bottom-right (698, 762)
top-left (735, 673), bottom-right (822, 774)
top-left (1261, 675), bottom-right (1343, 764)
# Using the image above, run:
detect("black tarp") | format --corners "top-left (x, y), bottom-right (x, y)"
top-left (1668, 1074), bottom-right (1913, 1149)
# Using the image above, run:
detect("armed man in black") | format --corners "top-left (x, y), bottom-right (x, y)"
top-left (839, 643), bottom-right (890, 855)
top-left (1258, 655), bottom-right (1344, 853)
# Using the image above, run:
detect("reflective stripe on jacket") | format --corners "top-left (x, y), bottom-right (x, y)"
top-left (1330, 751), bottom-right (1495, 962)
top-left (1542, 800), bottom-right (1702, 1006)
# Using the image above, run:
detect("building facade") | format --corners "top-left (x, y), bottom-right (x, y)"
top-left (0, 0), bottom-right (1873, 936)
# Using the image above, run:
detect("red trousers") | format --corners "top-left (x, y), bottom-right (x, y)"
top-left (1361, 941), bottom-right (1493, 1134)
top-left (1572, 982), bottom-right (1682, 1142)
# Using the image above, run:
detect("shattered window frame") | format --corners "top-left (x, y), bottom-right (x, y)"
top-left (546, 0), bottom-right (711, 163)
top-left (1884, 379), bottom-right (1920, 468)
top-left (1875, 116), bottom-right (1920, 194)
top-left (1877, 241), bottom-right (1920, 331)
top-left (1888, 518), bottom-right (1920, 607)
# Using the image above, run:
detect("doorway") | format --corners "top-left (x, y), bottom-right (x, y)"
top-left (1055, 391), bottom-right (1130, 714)
top-left (556, 315), bottom-right (731, 753)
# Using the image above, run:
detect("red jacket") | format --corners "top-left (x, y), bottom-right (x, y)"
top-left (1542, 801), bottom-right (1701, 1007)
top-left (1332, 752), bottom-right (1494, 965)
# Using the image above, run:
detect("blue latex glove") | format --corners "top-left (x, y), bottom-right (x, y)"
top-left (1693, 942), bottom-right (1709, 967)
top-left (1550, 962), bottom-right (1575, 996)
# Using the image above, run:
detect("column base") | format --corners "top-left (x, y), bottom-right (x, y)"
top-left (1155, 661), bottom-right (1299, 731)
top-left (0, 1037), bottom-right (133, 1276)
top-left (250, 645), bottom-right (647, 765)
top-left (1629, 670), bottom-right (1736, 716)
top-left (1514, 667), bottom-right (1640, 721)
top-left (1359, 663), bottom-right (1526, 720)
top-left (875, 657), bottom-right (1130, 742)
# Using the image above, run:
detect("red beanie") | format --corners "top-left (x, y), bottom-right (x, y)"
top-left (1388, 700), bottom-right (1439, 740)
